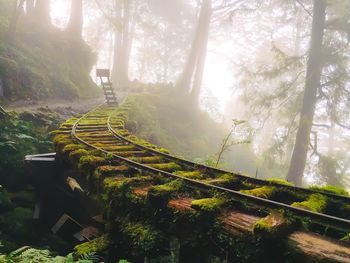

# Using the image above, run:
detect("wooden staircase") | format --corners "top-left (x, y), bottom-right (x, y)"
top-left (96, 69), bottom-right (118, 105)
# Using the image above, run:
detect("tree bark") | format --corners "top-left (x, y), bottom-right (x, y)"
top-left (7, 0), bottom-right (25, 38)
top-left (176, 3), bottom-right (203, 93)
top-left (66, 0), bottom-right (83, 38)
top-left (112, 0), bottom-right (133, 87)
top-left (112, 0), bottom-right (123, 84)
top-left (26, 0), bottom-right (35, 15)
top-left (286, 0), bottom-right (326, 186)
top-left (34, 0), bottom-right (51, 25)
top-left (119, 0), bottom-right (131, 87)
top-left (177, 0), bottom-right (211, 105)
top-left (190, 0), bottom-right (211, 103)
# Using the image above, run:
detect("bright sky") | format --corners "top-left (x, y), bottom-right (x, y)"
top-left (51, 1), bottom-right (70, 28)
top-left (204, 42), bottom-right (236, 114)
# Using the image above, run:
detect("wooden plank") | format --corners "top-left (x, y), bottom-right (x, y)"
top-left (168, 198), bottom-right (195, 212)
top-left (220, 211), bottom-right (260, 235)
top-left (289, 231), bottom-right (350, 262)
top-left (96, 69), bottom-right (110, 77)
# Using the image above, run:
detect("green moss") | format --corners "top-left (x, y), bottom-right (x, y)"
top-left (205, 173), bottom-right (239, 187)
top-left (121, 222), bottom-right (162, 253)
top-left (125, 134), bottom-right (169, 153)
top-left (53, 134), bottom-right (71, 145)
top-left (309, 185), bottom-right (349, 196)
top-left (148, 180), bottom-right (182, 198)
top-left (241, 186), bottom-right (276, 199)
top-left (191, 197), bottom-right (225, 212)
top-left (68, 149), bottom-right (90, 161)
top-left (159, 148), bottom-right (170, 154)
top-left (103, 176), bottom-right (151, 193)
top-left (130, 156), bottom-right (163, 164)
top-left (53, 134), bottom-right (73, 151)
top-left (291, 194), bottom-right (328, 213)
top-left (0, 23), bottom-right (98, 100)
top-left (253, 211), bottom-right (289, 237)
top-left (74, 235), bottom-right (109, 256)
top-left (267, 178), bottom-right (294, 186)
top-left (78, 155), bottom-right (106, 170)
top-left (148, 162), bottom-right (181, 172)
top-left (60, 117), bottom-right (79, 126)
top-left (100, 145), bottom-right (135, 151)
top-left (174, 170), bottom-right (204, 179)
top-left (62, 144), bottom-right (85, 153)
top-left (94, 165), bottom-right (130, 178)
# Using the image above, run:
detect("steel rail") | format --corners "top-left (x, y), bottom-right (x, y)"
top-left (69, 105), bottom-right (350, 231)
top-left (107, 107), bottom-right (350, 203)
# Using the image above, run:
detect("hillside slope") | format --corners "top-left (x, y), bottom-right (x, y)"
top-left (0, 1), bottom-right (99, 101)
top-left (125, 91), bottom-right (260, 176)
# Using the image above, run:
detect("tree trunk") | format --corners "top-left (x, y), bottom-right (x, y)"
top-left (190, 0), bottom-right (211, 104)
top-left (177, 0), bottom-right (211, 104)
top-left (66, 0), bottom-right (83, 37)
top-left (119, 0), bottom-right (131, 87)
top-left (176, 3), bottom-right (203, 94)
top-left (34, 0), bottom-right (51, 25)
top-left (26, 0), bottom-right (35, 15)
top-left (286, 0), bottom-right (326, 186)
top-left (112, 0), bottom-right (133, 87)
top-left (112, 0), bottom-right (123, 84)
top-left (7, 0), bottom-right (25, 38)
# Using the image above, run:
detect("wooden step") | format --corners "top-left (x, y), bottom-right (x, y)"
top-left (289, 231), bottom-right (350, 262)
top-left (168, 198), bottom-right (195, 212)
top-left (220, 211), bottom-right (260, 235)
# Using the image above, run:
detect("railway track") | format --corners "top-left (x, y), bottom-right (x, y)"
top-left (54, 99), bottom-right (350, 234)
top-left (50, 97), bottom-right (350, 261)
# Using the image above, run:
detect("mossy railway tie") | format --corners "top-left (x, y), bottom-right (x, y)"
top-left (52, 99), bottom-right (350, 262)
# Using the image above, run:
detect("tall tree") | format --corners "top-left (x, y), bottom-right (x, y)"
top-left (112, 0), bottom-right (135, 87)
top-left (66, 0), bottom-right (83, 38)
top-left (286, 0), bottom-right (327, 186)
top-left (177, 0), bottom-right (212, 105)
top-left (26, 0), bottom-right (34, 15)
top-left (34, 0), bottom-right (51, 25)
top-left (190, 0), bottom-right (211, 103)
top-left (7, 0), bottom-right (25, 38)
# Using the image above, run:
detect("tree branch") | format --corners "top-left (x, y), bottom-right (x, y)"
top-left (310, 131), bottom-right (321, 157)
top-left (0, 105), bottom-right (7, 119)
top-left (295, 0), bottom-right (313, 17)
top-left (312, 123), bottom-right (331, 129)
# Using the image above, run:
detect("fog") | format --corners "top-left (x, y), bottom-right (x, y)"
top-left (1, 0), bottom-right (350, 260)
top-left (29, 0), bottom-right (350, 188)
top-left (3, 0), bottom-right (350, 189)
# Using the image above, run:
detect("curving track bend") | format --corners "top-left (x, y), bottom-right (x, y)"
top-left (63, 101), bottom-right (350, 232)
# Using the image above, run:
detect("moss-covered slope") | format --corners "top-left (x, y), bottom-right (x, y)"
top-left (0, 0), bottom-right (99, 101)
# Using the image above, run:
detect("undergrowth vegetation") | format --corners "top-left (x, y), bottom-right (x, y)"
top-left (0, 109), bottom-right (61, 255)
top-left (125, 92), bottom-right (262, 175)
top-left (0, 109), bottom-right (59, 189)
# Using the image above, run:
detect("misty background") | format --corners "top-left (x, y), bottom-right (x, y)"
top-left (2, 0), bottom-right (350, 189)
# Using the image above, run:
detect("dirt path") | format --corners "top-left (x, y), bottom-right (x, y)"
top-left (6, 97), bottom-right (106, 120)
